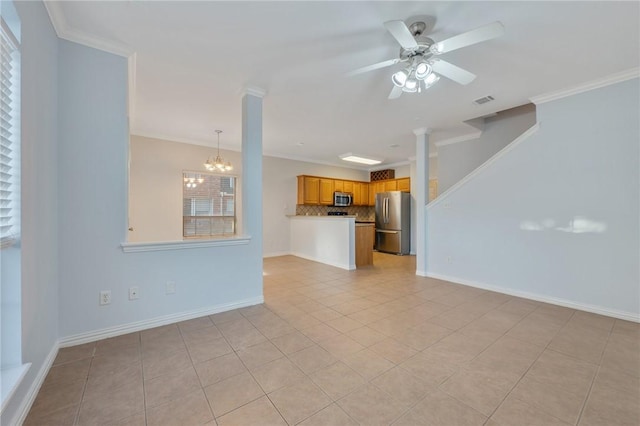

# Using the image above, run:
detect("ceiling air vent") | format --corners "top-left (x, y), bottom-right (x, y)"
top-left (473, 95), bottom-right (495, 105)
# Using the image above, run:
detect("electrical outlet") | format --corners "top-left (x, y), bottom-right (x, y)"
top-left (100, 290), bottom-right (111, 305)
top-left (129, 286), bottom-right (139, 300)
top-left (166, 281), bottom-right (176, 295)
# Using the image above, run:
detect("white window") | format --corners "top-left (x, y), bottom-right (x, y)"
top-left (0, 16), bottom-right (20, 247)
top-left (183, 172), bottom-right (236, 238)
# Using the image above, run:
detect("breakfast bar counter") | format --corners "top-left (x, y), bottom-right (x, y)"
top-left (288, 215), bottom-right (356, 270)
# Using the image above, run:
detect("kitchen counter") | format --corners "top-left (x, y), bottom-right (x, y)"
top-left (289, 215), bottom-right (355, 270)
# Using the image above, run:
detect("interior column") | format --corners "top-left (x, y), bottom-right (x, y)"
top-left (241, 87), bottom-right (265, 291)
top-left (414, 127), bottom-right (430, 276)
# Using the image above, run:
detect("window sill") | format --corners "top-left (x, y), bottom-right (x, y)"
top-left (1, 363), bottom-right (31, 412)
top-left (120, 236), bottom-right (251, 253)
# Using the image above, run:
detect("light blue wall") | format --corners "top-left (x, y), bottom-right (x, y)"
top-left (1, 1), bottom-right (59, 424)
top-left (427, 78), bottom-right (640, 318)
top-left (438, 107), bottom-right (537, 192)
top-left (57, 41), bottom-right (263, 339)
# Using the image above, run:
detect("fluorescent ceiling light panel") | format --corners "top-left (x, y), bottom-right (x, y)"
top-left (339, 153), bottom-right (382, 165)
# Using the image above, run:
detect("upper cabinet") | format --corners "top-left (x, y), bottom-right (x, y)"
top-left (298, 176), bottom-right (319, 205)
top-left (397, 178), bottom-right (410, 192)
top-left (319, 179), bottom-right (335, 205)
top-left (297, 175), bottom-right (413, 206)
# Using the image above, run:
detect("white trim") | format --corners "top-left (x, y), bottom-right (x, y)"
top-left (59, 296), bottom-right (264, 348)
top-left (428, 123), bottom-right (540, 209)
top-left (434, 131), bottom-right (482, 148)
top-left (263, 251), bottom-right (292, 258)
top-left (426, 272), bottom-right (640, 323)
top-left (1, 364), bottom-right (30, 413)
top-left (241, 87), bottom-right (267, 98)
top-left (530, 68), bottom-right (640, 105)
top-left (121, 236), bottom-right (251, 253)
top-left (290, 253), bottom-right (355, 271)
top-left (127, 53), bottom-right (137, 123)
top-left (10, 344), bottom-right (58, 426)
top-left (260, 150), bottom-right (370, 171)
top-left (413, 127), bottom-right (431, 136)
top-left (368, 160), bottom-right (410, 172)
top-left (132, 131), bottom-right (240, 153)
top-left (43, 1), bottom-right (132, 57)
top-left (42, 1), bottom-right (66, 37)
top-left (415, 269), bottom-right (427, 277)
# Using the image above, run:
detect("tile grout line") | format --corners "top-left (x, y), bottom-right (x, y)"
top-left (574, 318), bottom-right (615, 426)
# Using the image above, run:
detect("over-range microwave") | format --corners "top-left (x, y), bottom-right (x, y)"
top-left (333, 191), bottom-right (352, 207)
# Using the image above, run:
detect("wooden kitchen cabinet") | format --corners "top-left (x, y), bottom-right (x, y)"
top-left (384, 180), bottom-right (398, 191)
top-left (397, 178), bottom-right (410, 192)
top-left (297, 176), bottom-right (320, 205)
top-left (351, 182), bottom-right (369, 206)
top-left (343, 181), bottom-right (354, 193)
top-left (319, 179), bottom-right (335, 205)
top-left (352, 183), bottom-right (361, 205)
top-left (298, 175), bottom-right (412, 206)
top-left (355, 224), bottom-right (374, 267)
top-left (360, 183), bottom-right (369, 206)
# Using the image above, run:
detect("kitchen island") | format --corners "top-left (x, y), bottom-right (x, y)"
top-left (290, 215), bottom-right (367, 270)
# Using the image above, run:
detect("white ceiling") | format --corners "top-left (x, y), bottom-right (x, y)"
top-left (48, 1), bottom-right (639, 169)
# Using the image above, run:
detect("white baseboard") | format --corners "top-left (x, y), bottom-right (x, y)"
top-left (58, 296), bottom-right (264, 348)
top-left (426, 272), bottom-right (640, 323)
top-left (263, 251), bottom-right (291, 258)
top-left (290, 253), bottom-right (355, 271)
top-left (415, 269), bottom-right (427, 277)
top-left (11, 343), bottom-right (58, 426)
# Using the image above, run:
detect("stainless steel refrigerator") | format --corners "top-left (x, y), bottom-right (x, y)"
top-left (375, 191), bottom-right (411, 255)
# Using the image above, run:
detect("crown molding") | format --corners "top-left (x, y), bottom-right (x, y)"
top-left (368, 160), bottom-right (410, 172)
top-left (408, 152), bottom-right (438, 162)
top-left (530, 68), bottom-right (639, 105)
top-left (262, 150), bottom-right (372, 171)
top-left (434, 131), bottom-right (482, 148)
top-left (43, 0), bottom-right (133, 57)
top-left (241, 87), bottom-right (267, 98)
top-left (132, 132), bottom-right (241, 153)
top-left (412, 127), bottom-right (431, 136)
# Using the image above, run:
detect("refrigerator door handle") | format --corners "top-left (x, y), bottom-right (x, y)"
top-left (376, 230), bottom-right (398, 234)
top-left (384, 197), bottom-right (389, 224)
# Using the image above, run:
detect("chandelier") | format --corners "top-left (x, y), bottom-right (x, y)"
top-left (205, 130), bottom-right (233, 172)
top-left (391, 57), bottom-right (440, 93)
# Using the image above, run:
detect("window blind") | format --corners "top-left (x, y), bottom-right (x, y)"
top-left (0, 18), bottom-right (19, 246)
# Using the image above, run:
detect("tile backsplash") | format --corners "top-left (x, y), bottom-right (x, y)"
top-left (296, 205), bottom-right (375, 221)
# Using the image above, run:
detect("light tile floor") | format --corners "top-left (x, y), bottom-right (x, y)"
top-left (26, 254), bottom-right (640, 425)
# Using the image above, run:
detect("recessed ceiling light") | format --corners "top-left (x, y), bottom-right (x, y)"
top-left (296, 142), bottom-right (305, 146)
top-left (339, 153), bottom-right (382, 165)
top-left (389, 144), bottom-right (400, 148)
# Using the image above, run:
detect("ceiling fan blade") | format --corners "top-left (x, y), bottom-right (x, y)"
top-left (346, 58), bottom-right (401, 77)
top-left (384, 20), bottom-right (418, 50)
top-left (432, 21), bottom-right (504, 54)
top-left (431, 59), bottom-right (476, 85)
top-left (388, 86), bottom-right (403, 100)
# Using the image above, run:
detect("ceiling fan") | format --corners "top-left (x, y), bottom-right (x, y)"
top-left (349, 18), bottom-right (504, 99)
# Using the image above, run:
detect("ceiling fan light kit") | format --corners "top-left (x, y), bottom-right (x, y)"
top-left (349, 17), bottom-right (504, 99)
